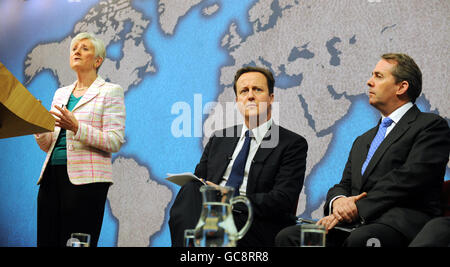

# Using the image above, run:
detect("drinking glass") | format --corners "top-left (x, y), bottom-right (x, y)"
top-left (300, 224), bottom-right (326, 247)
top-left (67, 233), bottom-right (91, 247)
top-left (184, 229), bottom-right (196, 247)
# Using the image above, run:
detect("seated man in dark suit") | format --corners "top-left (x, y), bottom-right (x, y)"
top-left (276, 53), bottom-right (450, 247)
top-left (409, 217), bottom-right (450, 247)
top-left (169, 66), bottom-right (308, 247)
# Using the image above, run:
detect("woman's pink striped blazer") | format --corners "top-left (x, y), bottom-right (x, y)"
top-left (35, 76), bottom-right (126, 185)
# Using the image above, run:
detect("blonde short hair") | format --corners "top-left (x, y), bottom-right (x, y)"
top-left (70, 32), bottom-right (106, 69)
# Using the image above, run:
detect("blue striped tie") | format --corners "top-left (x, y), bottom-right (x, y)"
top-left (361, 117), bottom-right (394, 175)
top-left (226, 130), bottom-right (251, 196)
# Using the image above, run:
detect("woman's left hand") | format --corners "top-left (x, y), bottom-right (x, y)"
top-left (50, 105), bottom-right (79, 133)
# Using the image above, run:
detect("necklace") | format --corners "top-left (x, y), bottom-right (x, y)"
top-left (74, 86), bottom-right (88, 91)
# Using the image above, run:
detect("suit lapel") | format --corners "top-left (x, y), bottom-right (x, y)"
top-left (361, 105), bottom-right (420, 186)
top-left (60, 84), bottom-right (74, 106)
top-left (246, 124), bottom-right (278, 194)
top-left (72, 76), bottom-right (104, 112)
top-left (50, 85), bottom-right (73, 139)
top-left (211, 125), bottom-right (241, 184)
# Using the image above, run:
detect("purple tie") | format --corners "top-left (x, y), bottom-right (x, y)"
top-left (361, 117), bottom-right (394, 175)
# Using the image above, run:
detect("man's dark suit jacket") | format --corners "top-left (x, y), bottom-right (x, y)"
top-left (169, 123), bottom-right (307, 246)
top-left (325, 105), bottom-right (450, 241)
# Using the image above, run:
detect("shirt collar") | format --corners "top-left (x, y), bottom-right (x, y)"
top-left (381, 102), bottom-right (413, 124)
top-left (241, 118), bottom-right (273, 145)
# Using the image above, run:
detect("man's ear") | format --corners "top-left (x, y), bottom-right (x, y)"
top-left (396, 80), bottom-right (409, 97)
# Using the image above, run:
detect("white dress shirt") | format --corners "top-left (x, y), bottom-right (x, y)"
top-left (219, 118), bottom-right (273, 196)
top-left (381, 102), bottom-right (413, 137)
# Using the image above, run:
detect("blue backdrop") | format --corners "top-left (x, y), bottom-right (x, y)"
top-left (0, 0), bottom-right (448, 246)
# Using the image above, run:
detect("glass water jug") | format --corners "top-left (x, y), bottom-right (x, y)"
top-left (194, 185), bottom-right (253, 247)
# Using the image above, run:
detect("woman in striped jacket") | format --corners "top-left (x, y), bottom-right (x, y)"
top-left (34, 32), bottom-right (125, 247)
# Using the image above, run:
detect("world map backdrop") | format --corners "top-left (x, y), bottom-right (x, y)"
top-left (0, 0), bottom-right (448, 246)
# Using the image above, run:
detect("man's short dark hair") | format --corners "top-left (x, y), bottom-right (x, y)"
top-left (233, 66), bottom-right (275, 95)
top-left (381, 53), bottom-right (422, 103)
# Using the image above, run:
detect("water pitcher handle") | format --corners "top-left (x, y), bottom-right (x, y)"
top-left (231, 196), bottom-right (253, 240)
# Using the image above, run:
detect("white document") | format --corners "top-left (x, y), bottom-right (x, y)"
top-left (165, 172), bottom-right (206, 186)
